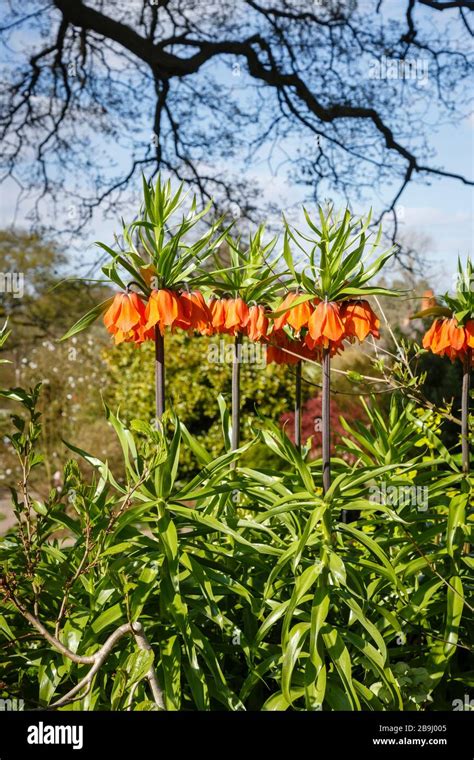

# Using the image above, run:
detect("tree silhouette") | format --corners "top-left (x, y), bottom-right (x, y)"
top-left (0, 0), bottom-right (472, 251)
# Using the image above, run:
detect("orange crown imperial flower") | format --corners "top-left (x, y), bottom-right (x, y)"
top-left (269, 296), bottom-right (381, 356)
top-left (273, 292), bottom-right (314, 333)
top-left (304, 331), bottom-right (344, 358)
top-left (465, 319), bottom-right (474, 348)
top-left (423, 316), bottom-right (474, 363)
top-left (103, 291), bottom-right (147, 345)
top-left (267, 332), bottom-right (306, 365)
top-left (175, 291), bottom-right (212, 334)
top-left (145, 288), bottom-right (182, 335)
top-left (223, 297), bottom-right (250, 334)
top-left (246, 304), bottom-right (269, 342)
top-left (307, 301), bottom-right (345, 347)
top-left (209, 298), bottom-right (227, 334)
top-left (267, 330), bottom-right (323, 365)
top-left (341, 300), bottom-right (380, 342)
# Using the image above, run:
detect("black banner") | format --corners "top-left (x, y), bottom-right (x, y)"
top-left (0, 710), bottom-right (472, 758)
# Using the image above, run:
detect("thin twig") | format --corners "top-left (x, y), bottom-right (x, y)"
top-left (55, 515), bottom-right (92, 637)
top-left (1, 580), bottom-right (165, 709)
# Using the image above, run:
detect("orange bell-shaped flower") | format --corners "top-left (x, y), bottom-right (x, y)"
top-left (273, 292), bottom-right (313, 333)
top-left (422, 318), bottom-right (446, 353)
top-left (104, 291), bottom-right (147, 345)
top-left (174, 291), bottom-right (210, 333)
top-left (307, 301), bottom-right (345, 347)
top-left (287, 298), bottom-right (313, 333)
top-left (305, 332), bottom-right (343, 358)
top-left (273, 292), bottom-right (296, 331)
top-left (145, 289), bottom-right (182, 335)
top-left (447, 318), bottom-right (466, 352)
top-left (209, 299), bottom-right (227, 334)
top-left (341, 300), bottom-right (380, 342)
top-left (266, 331), bottom-right (309, 365)
top-left (185, 290), bottom-right (212, 334)
top-left (246, 304), bottom-right (269, 342)
top-left (465, 319), bottom-right (474, 348)
top-left (173, 291), bottom-right (194, 331)
top-left (224, 297), bottom-right (250, 334)
top-left (423, 317), bottom-right (468, 362)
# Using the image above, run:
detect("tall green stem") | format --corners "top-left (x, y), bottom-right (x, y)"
top-left (231, 333), bottom-right (242, 451)
top-left (461, 348), bottom-right (471, 474)
top-left (322, 347), bottom-right (331, 494)
top-left (295, 360), bottom-right (302, 450)
top-left (154, 326), bottom-right (165, 424)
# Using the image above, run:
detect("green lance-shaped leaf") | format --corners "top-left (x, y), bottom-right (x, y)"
top-left (154, 418), bottom-right (181, 499)
top-left (104, 403), bottom-right (138, 471)
top-left (447, 492), bottom-right (468, 558)
top-left (91, 603), bottom-right (124, 635)
top-left (160, 635), bottom-right (182, 711)
top-left (304, 579), bottom-right (330, 710)
top-left (339, 523), bottom-right (403, 592)
top-left (59, 297), bottom-right (114, 341)
top-left (443, 576), bottom-right (465, 659)
top-left (429, 575), bottom-right (465, 687)
top-left (281, 562), bottom-right (325, 649)
top-left (322, 626), bottom-right (361, 710)
top-left (125, 649), bottom-right (155, 687)
top-left (217, 394), bottom-right (232, 453)
top-left (281, 622), bottom-right (311, 706)
top-left (410, 305), bottom-right (453, 320)
top-left (38, 658), bottom-right (63, 706)
top-left (189, 623), bottom-right (245, 711)
top-left (342, 630), bottom-right (403, 709)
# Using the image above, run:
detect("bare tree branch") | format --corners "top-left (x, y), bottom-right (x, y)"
top-left (0, 0), bottom-right (472, 267)
top-left (1, 577), bottom-right (165, 710)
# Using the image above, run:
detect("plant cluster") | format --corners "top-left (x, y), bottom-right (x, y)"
top-left (0, 179), bottom-right (471, 712)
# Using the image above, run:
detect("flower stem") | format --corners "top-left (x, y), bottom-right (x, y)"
top-left (231, 333), bottom-right (242, 451)
top-left (295, 360), bottom-right (302, 450)
top-left (322, 347), bottom-right (331, 494)
top-left (461, 348), bottom-right (471, 474)
top-left (154, 326), bottom-right (165, 424)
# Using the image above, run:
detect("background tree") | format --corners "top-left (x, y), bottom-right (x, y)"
top-left (0, 229), bottom-right (106, 354)
top-left (0, 229), bottom-right (112, 489)
top-left (0, 0), bottom-right (472, 262)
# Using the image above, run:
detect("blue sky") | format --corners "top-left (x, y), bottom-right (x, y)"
top-left (1, 86), bottom-right (470, 290)
top-left (0, 0), bottom-right (472, 289)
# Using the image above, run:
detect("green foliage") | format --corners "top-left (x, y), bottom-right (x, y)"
top-left (0, 204), bottom-right (471, 713)
top-left (0, 377), bottom-right (471, 711)
top-left (447, 256), bottom-right (474, 324)
top-left (282, 206), bottom-right (398, 303)
top-left (102, 331), bottom-right (303, 478)
top-left (412, 255), bottom-right (473, 325)
top-left (196, 224), bottom-right (284, 305)
top-left (63, 175), bottom-right (228, 340)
